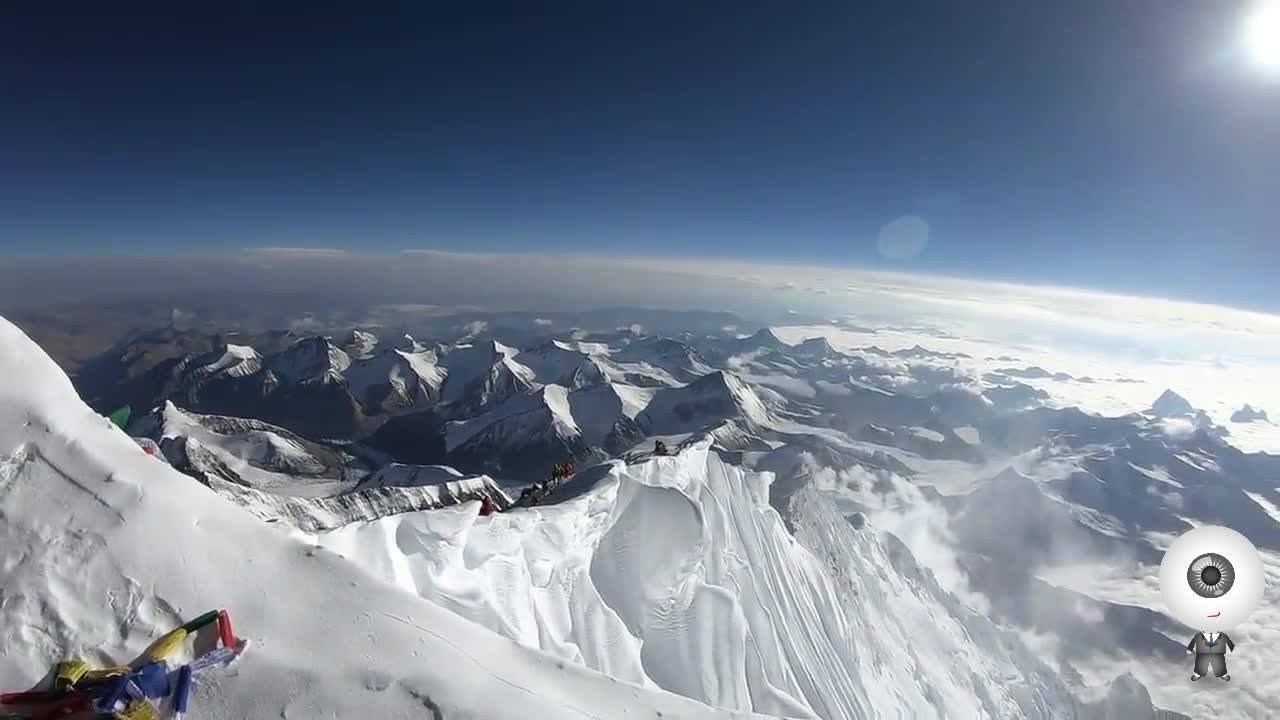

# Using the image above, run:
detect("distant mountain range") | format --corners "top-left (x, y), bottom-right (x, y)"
top-left (12, 311), bottom-right (1251, 716)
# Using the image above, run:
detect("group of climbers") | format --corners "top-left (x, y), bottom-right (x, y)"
top-left (513, 461), bottom-right (577, 508)
top-left (1, 609), bottom-right (246, 719)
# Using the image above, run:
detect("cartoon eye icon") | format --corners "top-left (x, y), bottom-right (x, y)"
top-left (1160, 525), bottom-right (1263, 632)
top-left (1187, 552), bottom-right (1235, 598)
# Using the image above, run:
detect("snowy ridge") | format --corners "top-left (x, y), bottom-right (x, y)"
top-left (311, 439), bottom-right (1128, 718)
top-left (445, 385), bottom-right (580, 452)
top-left (439, 340), bottom-right (522, 400)
top-left (567, 383), bottom-right (656, 445)
top-left (187, 343), bottom-right (262, 380)
top-left (265, 335), bottom-right (352, 384)
top-left (134, 401), bottom-right (348, 495)
top-left (611, 336), bottom-right (715, 383)
top-left (131, 401), bottom-right (511, 530)
top-left (638, 370), bottom-right (773, 435)
top-left (440, 344), bottom-right (538, 417)
top-left (196, 462), bottom-right (511, 532)
top-left (344, 346), bottom-right (447, 412)
top-left (513, 339), bottom-right (614, 387)
top-left (341, 328), bottom-right (379, 358)
top-left (0, 317), bottom-right (777, 720)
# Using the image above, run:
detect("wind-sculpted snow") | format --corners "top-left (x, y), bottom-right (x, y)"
top-left (132, 400), bottom-right (513, 531)
top-left (0, 316), bottom-right (784, 720)
top-left (196, 460), bottom-right (512, 532)
top-left (310, 439), bottom-right (1166, 718)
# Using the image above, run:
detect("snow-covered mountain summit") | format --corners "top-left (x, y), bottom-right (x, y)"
top-left (1, 314), bottom-right (1198, 718)
top-left (0, 316), bottom-right (780, 720)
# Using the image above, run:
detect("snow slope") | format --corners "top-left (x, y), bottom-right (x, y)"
top-left (188, 343), bottom-right (262, 381)
top-left (0, 316), bottom-right (777, 720)
top-left (445, 385), bottom-right (581, 452)
top-left (436, 343), bottom-right (538, 418)
top-left (134, 401), bottom-right (347, 495)
top-left (513, 340), bottom-right (613, 387)
top-left (265, 335), bottom-right (351, 384)
top-left (344, 346), bottom-right (447, 412)
top-left (638, 370), bottom-right (773, 435)
top-left (567, 383), bottom-right (655, 445)
top-left (309, 439), bottom-right (1121, 719)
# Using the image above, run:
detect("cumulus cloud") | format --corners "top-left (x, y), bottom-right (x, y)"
top-left (459, 320), bottom-right (488, 338)
top-left (736, 372), bottom-right (818, 399)
top-left (1158, 417), bottom-right (1198, 440)
top-left (288, 313), bottom-right (324, 332)
top-left (814, 380), bottom-right (852, 396)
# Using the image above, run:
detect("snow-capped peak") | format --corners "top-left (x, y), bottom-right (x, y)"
top-left (445, 384), bottom-right (581, 452)
top-left (266, 336), bottom-right (351, 384)
top-left (187, 343), bottom-right (262, 381)
top-left (341, 328), bottom-right (379, 358)
top-left (745, 327), bottom-right (788, 349)
top-left (1231, 404), bottom-right (1269, 423)
top-left (1150, 389), bottom-right (1194, 417)
top-left (394, 333), bottom-right (424, 352)
top-left (0, 316), bottom-right (764, 720)
top-left (794, 336), bottom-right (837, 357)
top-left (637, 369), bottom-right (772, 436)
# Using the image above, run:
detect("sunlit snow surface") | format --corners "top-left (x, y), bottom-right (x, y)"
top-left (311, 443), bottom-right (1091, 719)
top-left (0, 318), bottom-right (777, 720)
top-left (0, 309), bottom-right (1237, 718)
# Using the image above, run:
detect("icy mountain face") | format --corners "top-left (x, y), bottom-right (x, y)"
top-left (341, 328), bottom-right (379, 358)
top-left (566, 383), bottom-right (651, 450)
top-left (1231, 404), bottom-right (1269, 422)
top-left (439, 340), bottom-right (520, 399)
top-left (610, 336), bottom-right (715, 383)
top-left (265, 335), bottom-right (352, 384)
top-left (0, 317), bottom-right (775, 720)
top-left (444, 386), bottom-right (604, 484)
top-left (638, 370), bottom-right (773, 435)
top-left (132, 401), bottom-right (510, 531)
top-left (439, 343), bottom-right (538, 418)
top-left (42, 316), bottom-right (1250, 716)
top-left (185, 343), bottom-right (263, 382)
top-left (197, 462), bottom-right (512, 532)
top-left (791, 336), bottom-right (838, 359)
top-left (512, 339), bottom-right (614, 387)
top-left (134, 401), bottom-right (351, 490)
top-left (313, 439), bottom-right (1162, 719)
top-left (1150, 389), bottom-right (1194, 417)
top-left (344, 346), bottom-right (447, 413)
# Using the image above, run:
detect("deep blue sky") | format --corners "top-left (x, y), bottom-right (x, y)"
top-left (3, 2), bottom-right (1278, 308)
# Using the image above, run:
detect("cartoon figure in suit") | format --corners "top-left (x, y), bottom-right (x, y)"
top-left (1159, 525), bottom-right (1264, 682)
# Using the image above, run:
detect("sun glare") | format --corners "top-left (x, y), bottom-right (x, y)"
top-left (1245, 1), bottom-right (1280, 73)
